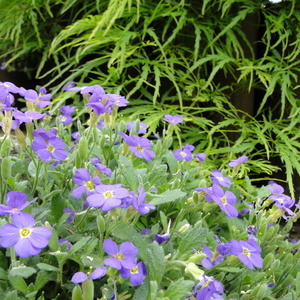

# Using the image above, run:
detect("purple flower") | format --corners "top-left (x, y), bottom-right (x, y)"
top-left (13, 110), bottom-right (45, 124)
top-left (163, 114), bottom-right (183, 125)
top-left (108, 94), bottom-right (129, 107)
top-left (86, 184), bottom-right (130, 211)
top-left (153, 233), bottom-right (170, 244)
top-left (60, 105), bottom-right (75, 116)
top-left (230, 238), bottom-right (263, 269)
top-left (173, 144), bottom-right (194, 161)
top-left (72, 131), bottom-right (81, 140)
top-left (195, 187), bottom-right (213, 202)
top-left (228, 155), bottom-right (248, 167)
top-left (103, 238), bottom-right (138, 270)
top-left (195, 153), bottom-right (207, 163)
top-left (120, 261), bottom-right (147, 285)
top-left (210, 170), bottom-right (232, 188)
top-left (197, 246), bottom-right (224, 269)
top-left (71, 168), bottom-right (101, 198)
top-left (24, 88), bottom-right (52, 108)
top-left (0, 212), bottom-right (52, 258)
top-left (119, 132), bottom-right (155, 161)
top-left (132, 187), bottom-right (156, 215)
top-left (90, 157), bottom-right (112, 177)
top-left (210, 185), bottom-right (238, 218)
top-left (126, 121), bottom-right (148, 134)
top-left (32, 134), bottom-right (68, 163)
top-left (195, 275), bottom-right (224, 300)
top-left (71, 267), bottom-right (107, 284)
top-left (63, 208), bottom-right (76, 223)
top-left (0, 191), bottom-right (35, 215)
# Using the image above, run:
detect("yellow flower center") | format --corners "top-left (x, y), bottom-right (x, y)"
top-left (114, 253), bottom-right (124, 260)
top-left (180, 151), bottom-right (187, 157)
top-left (19, 228), bottom-right (32, 238)
top-left (242, 247), bottom-right (250, 257)
top-left (216, 176), bottom-right (224, 181)
top-left (47, 145), bottom-right (55, 152)
top-left (103, 191), bottom-right (113, 198)
top-left (202, 281), bottom-right (211, 287)
top-left (84, 180), bottom-right (94, 191)
top-left (135, 146), bottom-right (144, 152)
top-left (220, 197), bottom-right (227, 204)
top-left (130, 267), bottom-right (139, 274)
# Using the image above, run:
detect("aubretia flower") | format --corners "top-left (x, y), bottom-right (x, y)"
top-left (71, 267), bottom-right (107, 284)
top-left (0, 212), bottom-right (52, 258)
top-left (103, 238), bottom-right (138, 270)
top-left (195, 153), bottom-right (207, 163)
top-left (71, 168), bottom-right (101, 198)
top-left (153, 233), bottom-right (170, 244)
top-left (0, 191), bottom-right (35, 215)
top-left (210, 184), bottom-right (238, 218)
top-left (119, 132), bottom-right (155, 161)
top-left (126, 120), bottom-right (148, 134)
top-left (120, 261), bottom-right (147, 286)
top-left (58, 105), bottom-right (75, 125)
top-left (86, 184), bottom-right (130, 211)
top-left (13, 110), bottom-right (45, 124)
top-left (173, 144), bottom-right (194, 161)
top-left (194, 275), bottom-right (225, 300)
top-left (132, 187), bottom-right (156, 215)
top-left (228, 155), bottom-right (248, 167)
top-left (90, 157), bottom-right (112, 177)
top-left (210, 170), bottom-right (232, 188)
top-left (163, 114), bottom-right (183, 125)
top-left (230, 238), bottom-right (263, 269)
top-left (24, 88), bottom-right (52, 108)
top-left (32, 134), bottom-right (68, 163)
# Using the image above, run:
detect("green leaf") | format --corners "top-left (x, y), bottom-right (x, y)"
top-left (178, 227), bottom-right (208, 255)
top-left (164, 278), bottom-right (195, 300)
top-left (9, 266), bottom-right (36, 278)
top-left (8, 275), bottom-right (27, 294)
top-left (149, 189), bottom-right (186, 206)
top-left (146, 242), bottom-right (166, 285)
top-left (37, 263), bottom-right (60, 272)
top-left (68, 236), bottom-right (92, 256)
top-left (119, 155), bottom-right (138, 191)
top-left (111, 223), bottom-right (138, 242)
top-left (4, 290), bottom-right (19, 300)
top-left (0, 267), bottom-right (7, 280)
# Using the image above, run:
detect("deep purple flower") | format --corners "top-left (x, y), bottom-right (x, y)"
top-left (86, 184), bottom-right (129, 211)
top-left (0, 191), bottom-right (35, 215)
top-left (0, 212), bottom-right (52, 258)
top-left (126, 121), bottom-right (148, 134)
top-left (32, 135), bottom-right (68, 163)
top-left (119, 132), bottom-right (155, 161)
top-left (210, 170), bottom-right (232, 188)
top-left (228, 155), bottom-right (248, 167)
top-left (153, 233), bottom-right (170, 244)
top-left (120, 261), bottom-right (147, 285)
top-left (103, 238), bottom-right (138, 270)
top-left (230, 238), bottom-right (263, 269)
top-left (71, 267), bottom-right (107, 284)
top-left (210, 185), bottom-right (238, 218)
top-left (195, 275), bottom-right (225, 300)
top-left (71, 168), bottom-right (101, 198)
top-left (132, 187), bottom-right (156, 215)
top-left (13, 110), bottom-right (45, 124)
top-left (63, 208), bottom-right (76, 223)
top-left (24, 89), bottom-right (52, 108)
top-left (197, 245), bottom-right (223, 269)
top-left (173, 144), bottom-right (194, 161)
top-left (163, 114), bottom-right (183, 125)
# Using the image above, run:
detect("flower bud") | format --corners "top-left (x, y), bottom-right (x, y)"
top-left (1, 156), bottom-right (11, 180)
top-left (188, 252), bottom-right (207, 264)
top-left (185, 262), bottom-right (204, 280)
top-left (82, 279), bottom-right (94, 300)
top-left (0, 137), bottom-right (10, 157)
top-left (72, 285), bottom-right (83, 300)
top-left (78, 136), bottom-right (89, 160)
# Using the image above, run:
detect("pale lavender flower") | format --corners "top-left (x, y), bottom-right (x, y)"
top-left (228, 155), bottom-right (248, 167)
top-left (120, 261), bottom-right (147, 286)
top-left (0, 212), bottom-right (52, 258)
top-left (24, 88), bottom-right (52, 108)
top-left (230, 238), bottom-right (263, 269)
top-left (132, 187), bottom-right (156, 215)
top-left (32, 134), bottom-right (68, 163)
top-left (119, 132), bottom-right (155, 161)
top-left (13, 110), bottom-right (45, 124)
top-left (210, 185), bottom-right (238, 218)
top-left (173, 144), bottom-right (194, 161)
top-left (126, 120), bottom-right (148, 134)
top-left (195, 153), bottom-right (207, 163)
top-left (163, 114), bottom-right (183, 125)
top-left (71, 267), bottom-right (107, 284)
top-left (71, 168), bottom-right (101, 198)
top-left (86, 184), bottom-right (130, 211)
top-left (103, 238), bottom-right (138, 270)
top-left (90, 157), bottom-right (112, 177)
top-left (0, 191), bottom-right (35, 215)
top-left (210, 170), bottom-right (232, 188)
